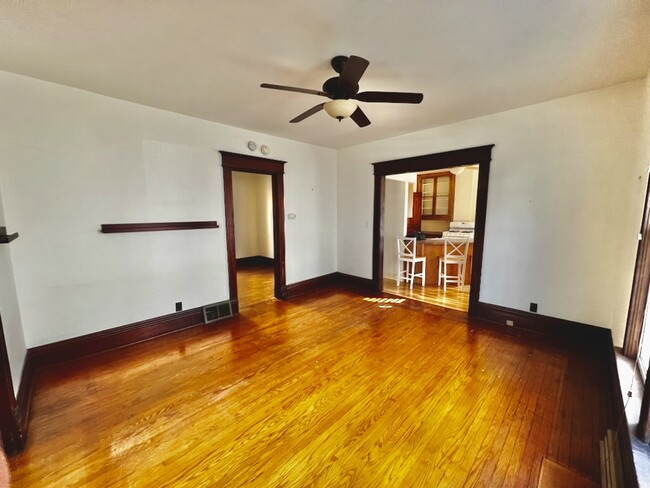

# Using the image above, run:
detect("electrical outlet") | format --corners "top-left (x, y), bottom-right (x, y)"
top-left (176, 302), bottom-right (182, 312)
top-left (529, 302), bottom-right (538, 313)
top-left (506, 320), bottom-right (514, 327)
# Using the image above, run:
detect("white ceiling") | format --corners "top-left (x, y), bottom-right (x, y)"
top-left (0, 1), bottom-right (648, 149)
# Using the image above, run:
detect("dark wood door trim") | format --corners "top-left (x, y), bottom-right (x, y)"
top-left (623, 170), bottom-right (650, 442)
top-left (372, 144), bottom-right (494, 315)
top-left (220, 151), bottom-right (287, 312)
top-left (623, 173), bottom-right (650, 358)
top-left (0, 314), bottom-right (25, 454)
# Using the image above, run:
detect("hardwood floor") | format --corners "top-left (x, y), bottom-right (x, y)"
top-left (7, 288), bottom-right (611, 487)
top-left (236, 259), bottom-right (275, 306)
top-left (383, 277), bottom-right (470, 312)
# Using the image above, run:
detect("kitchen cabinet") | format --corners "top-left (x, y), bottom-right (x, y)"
top-left (417, 172), bottom-right (455, 221)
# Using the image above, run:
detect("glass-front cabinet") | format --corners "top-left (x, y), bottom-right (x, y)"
top-left (417, 172), bottom-right (455, 220)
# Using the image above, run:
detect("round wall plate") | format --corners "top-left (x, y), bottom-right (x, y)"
top-left (260, 145), bottom-right (270, 155)
top-left (247, 141), bottom-right (257, 151)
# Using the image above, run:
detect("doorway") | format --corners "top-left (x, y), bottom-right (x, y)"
top-left (220, 151), bottom-right (287, 313)
top-left (232, 171), bottom-right (275, 306)
top-left (371, 145), bottom-right (494, 316)
top-left (381, 165), bottom-right (479, 312)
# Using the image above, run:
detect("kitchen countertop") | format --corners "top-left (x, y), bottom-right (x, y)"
top-left (419, 238), bottom-right (474, 245)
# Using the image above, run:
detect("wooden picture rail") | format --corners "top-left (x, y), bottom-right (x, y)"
top-left (0, 227), bottom-right (18, 244)
top-left (101, 221), bottom-right (218, 233)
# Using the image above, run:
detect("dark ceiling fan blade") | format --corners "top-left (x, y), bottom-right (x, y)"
top-left (339, 55), bottom-right (370, 88)
top-left (350, 106), bottom-right (371, 128)
top-left (290, 103), bottom-right (325, 123)
top-left (355, 91), bottom-right (424, 104)
top-left (261, 83), bottom-right (328, 97)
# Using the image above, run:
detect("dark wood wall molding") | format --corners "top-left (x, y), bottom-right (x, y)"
top-left (0, 227), bottom-right (18, 244)
top-left (372, 144), bottom-right (495, 313)
top-left (220, 151), bottom-right (287, 310)
top-left (101, 221), bottom-right (218, 233)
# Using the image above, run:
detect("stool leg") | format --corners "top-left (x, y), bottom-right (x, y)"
top-left (422, 260), bottom-right (426, 287)
top-left (443, 262), bottom-right (447, 291)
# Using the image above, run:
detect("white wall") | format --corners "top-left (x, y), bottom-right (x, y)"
top-left (383, 179), bottom-right (408, 280)
top-left (0, 70), bottom-right (337, 347)
top-left (232, 172), bottom-right (273, 259)
top-left (0, 191), bottom-right (26, 394)
top-left (338, 80), bottom-right (646, 346)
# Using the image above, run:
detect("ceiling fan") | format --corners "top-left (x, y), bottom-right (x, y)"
top-left (260, 55), bottom-right (423, 127)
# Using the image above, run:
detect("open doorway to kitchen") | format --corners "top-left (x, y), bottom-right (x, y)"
top-left (220, 152), bottom-right (286, 314)
top-left (371, 145), bottom-right (494, 316)
top-left (381, 165), bottom-right (479, 312)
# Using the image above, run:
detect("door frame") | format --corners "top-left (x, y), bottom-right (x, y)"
top-left (220, 151), bottom-right (287, 313)
top-left (372, 144), bottom-right (494, 316)
top-left (622, 168), bottom-right (650, 440)
top-left (0, 314), bottom-right (25, 454)
top-left (623, 172), bottom-right (650, 358)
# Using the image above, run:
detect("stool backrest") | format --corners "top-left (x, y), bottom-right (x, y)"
top-left (397, 237), bottom-right (417, 259)
top-left (443, 238), bottom-right (470, 262)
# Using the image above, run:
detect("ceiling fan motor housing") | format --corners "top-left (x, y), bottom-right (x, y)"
top-left (323, 76), bottom-right (357, 100)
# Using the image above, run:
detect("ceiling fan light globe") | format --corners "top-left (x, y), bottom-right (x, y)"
top-left (324, 99), bottom-right (357, 120)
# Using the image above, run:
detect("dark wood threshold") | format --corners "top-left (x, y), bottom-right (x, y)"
top-left (100, 221), bottom-right (219, 233)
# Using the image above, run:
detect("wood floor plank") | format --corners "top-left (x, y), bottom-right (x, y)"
top-left (7, 281), bottom-right (611, 487)
top-left (383, 278), bottom-right (469, 312)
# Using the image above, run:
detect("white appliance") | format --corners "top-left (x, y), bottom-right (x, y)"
top-left (442, 221), bottom-right (475, 239)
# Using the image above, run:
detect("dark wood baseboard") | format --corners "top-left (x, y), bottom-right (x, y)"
top-left (283, 273), bottom-right (338, 299)
top-left (333, 272), bottom-right (377, 293)
top-left (473, 301), bottom-right (610, 345)
top-left (281, 272), bottom-right (376, 299)
top-left (29, 308), bottom-right (205, 371)
top-left (236, 256), bottom-right (275, 267)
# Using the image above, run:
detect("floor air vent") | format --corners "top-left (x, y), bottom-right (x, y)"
top-left (203, 300), bottom-right (233, 324)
